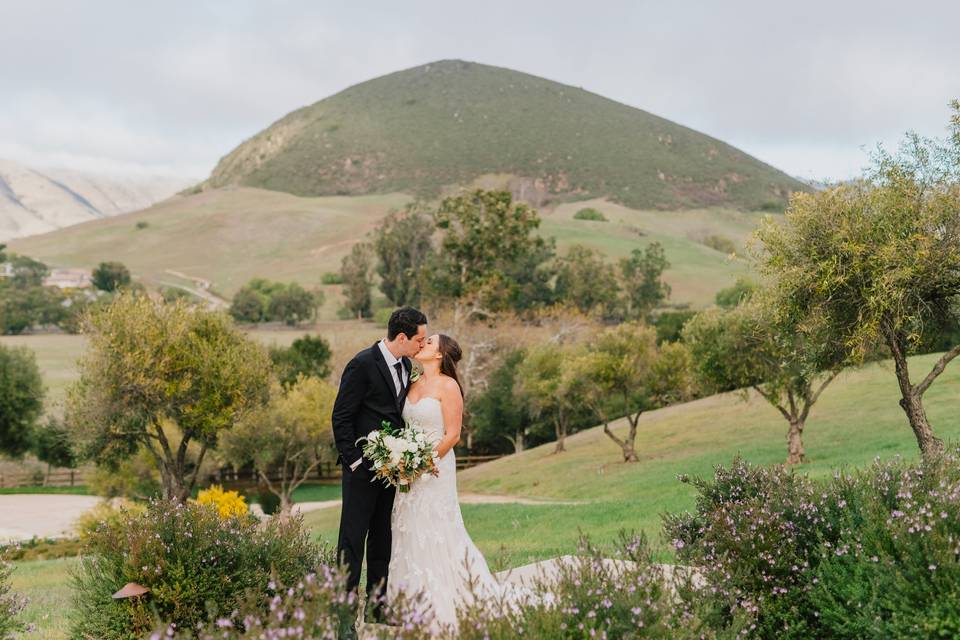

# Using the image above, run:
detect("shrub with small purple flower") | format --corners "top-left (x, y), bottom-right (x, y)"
top-left (664, 449), bottom-right (960, 639)
top-left (70, 498), bottom-right (331, 640)
top-left (454, 532), bottom-right (673, 639)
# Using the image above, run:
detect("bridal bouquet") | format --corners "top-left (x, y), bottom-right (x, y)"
top-left (356, 420), bottom-right (439, 493)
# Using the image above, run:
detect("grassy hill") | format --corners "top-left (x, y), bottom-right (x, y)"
top-left (202, 59), bottom-right (807, 211)
top-left (9, 189), bottom-right (759, 310)
top-left (303, 352), bottom-right (960, 567)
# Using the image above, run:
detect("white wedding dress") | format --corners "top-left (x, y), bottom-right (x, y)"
top-left (387, 396), bottom-right (528, 634)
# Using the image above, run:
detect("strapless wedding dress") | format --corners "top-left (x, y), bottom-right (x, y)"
top-left (387, 396), bottom-right (528, 634)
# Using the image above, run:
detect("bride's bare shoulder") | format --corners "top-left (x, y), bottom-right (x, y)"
top-left (437, 375), bottom-right (462, 398)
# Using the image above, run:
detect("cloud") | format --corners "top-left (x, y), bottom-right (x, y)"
top-left (0, 0), bottom-right (956, 180)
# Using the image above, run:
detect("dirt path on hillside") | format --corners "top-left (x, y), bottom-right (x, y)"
top-left (162, 269), bottom-right (229, 308)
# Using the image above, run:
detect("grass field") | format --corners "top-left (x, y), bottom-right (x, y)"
top-left (9, 557), bottom-right (76, 639)
top-left (8, 189), bottom-right (411, 316)
top-left (9, 187), bottom-right (763, 313)
top-left (0, 320), bottom-right (384, 411)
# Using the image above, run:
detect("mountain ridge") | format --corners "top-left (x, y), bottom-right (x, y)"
top-left (0, 160), bottom-right (189, 242)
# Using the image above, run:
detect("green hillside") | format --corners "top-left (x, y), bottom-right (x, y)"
top-left (303, 352), bottom-right (960, 566)
top-left (9, 189), bottom-right (757, 310)
top-left (203, 59), bottom-right (807, 210)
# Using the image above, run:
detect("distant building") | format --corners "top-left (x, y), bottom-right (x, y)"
top-left (0, 263), bottom-right (12, 278)
top-left (43, 268), bottom-right (93, 289)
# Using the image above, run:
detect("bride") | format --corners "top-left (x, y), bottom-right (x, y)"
top-left (387, 334), bottom-right (528, 634)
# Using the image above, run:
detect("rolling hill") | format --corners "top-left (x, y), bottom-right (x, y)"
top-left (201, 59), bottom-right (806, 211)
top-left (0, 160), bottom-right (188, 242)
top-left (8, 189), bottom-right (757, 311)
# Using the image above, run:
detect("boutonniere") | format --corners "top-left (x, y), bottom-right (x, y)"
top-left (409, 359), bottom-right (423, 383)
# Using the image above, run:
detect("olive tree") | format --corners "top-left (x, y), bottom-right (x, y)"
top-left (221, 375), bottom-right (336, 519)
top-left (684, 299), bottom-right (844, 464)
top-left (67, 294), bottom-right (272, 501)
top-left (515, 344), bottom-right (579, 453)
top-left (756, 106), bottom-right (960, 457)
top-left (574, 323), bottom-right (697, 462)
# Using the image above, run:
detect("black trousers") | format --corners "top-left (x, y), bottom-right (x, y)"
top-left (337, 462), bottom-right (396, 610)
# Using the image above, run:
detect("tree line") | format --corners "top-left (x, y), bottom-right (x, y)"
top-left (339, 190), bottom-right (672, 322)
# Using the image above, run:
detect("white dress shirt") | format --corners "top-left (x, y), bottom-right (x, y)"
top-left (351, 341), bottom-right (407, 471)
top-left (377, 339), bottom-right (408, 395)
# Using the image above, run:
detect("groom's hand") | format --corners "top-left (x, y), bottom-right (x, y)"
top-left (349, 457), bottom-right (364, 472)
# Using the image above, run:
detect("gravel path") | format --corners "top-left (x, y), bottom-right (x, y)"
top-left (0, 494), bottom-right (102, 542)
top-left (251, 493), bottom-right (586, 518)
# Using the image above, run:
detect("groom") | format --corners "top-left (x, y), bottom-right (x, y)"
top-left (332, 306), bottom-right (428, 621)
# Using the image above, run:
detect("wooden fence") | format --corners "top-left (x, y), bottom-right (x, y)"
top-left (0, 455), bottom-right (504, 489)
top-left (0, 468), bottom-right (86, 488)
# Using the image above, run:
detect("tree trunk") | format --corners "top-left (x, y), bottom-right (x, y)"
top-left (601, 420), bottom-right (640, 463)
top-left (888, 330), bottom-right (945, 458)
top-left (900, 391), bottom-right (944, 457)
top-left (278, 494), bottom-right (293, 522)
top-left (786, 418), bottom-right (806, 465)
top-left (553, 418), bottom-right (566, 453)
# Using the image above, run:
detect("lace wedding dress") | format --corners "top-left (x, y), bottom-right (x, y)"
top-left (387, 396), bottom-right (528, 634)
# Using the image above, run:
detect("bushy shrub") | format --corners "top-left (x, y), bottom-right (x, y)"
top-left (0, 547), bottom-right (30, 638)
top-left (664, 451), bottom-right (960, 639)
top-left (320, 272), bottom-right (343, 285)
top-left (153, 565), bottom-right (360, 640)
top-left (249, 488), bottom-right (281, 516)
top-left (573, 207), bottom-right (607, 222)
top-left (194, 485), bottom-right (248, 519)
top-left (699, 234), bottom-right (737, 254)
top-left (71, 498), bottom-right (330, 639)
top-left (454, 533), bottom-right (674, 639)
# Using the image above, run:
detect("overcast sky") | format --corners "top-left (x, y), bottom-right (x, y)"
top-left (1, 0), bottom-right (957, 181)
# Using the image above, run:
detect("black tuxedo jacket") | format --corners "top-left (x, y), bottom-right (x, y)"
top-left (331, 342), bottom-right (412, 468)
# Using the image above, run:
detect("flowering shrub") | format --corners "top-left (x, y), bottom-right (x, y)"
top-left (194, 485), bottom-right (249, 519)
top-left (0, 547), bottom-right (30, 638)
top-left (809, 452), bottom-right (960, 638)
top-left (70, 498), bottom-right (329, 639)
top-left (664, 450), bottom-right (960, 638)
top-left (454, 533), bottom-right (674, 639)
top-left (156, 565), bottom-right (426, 640)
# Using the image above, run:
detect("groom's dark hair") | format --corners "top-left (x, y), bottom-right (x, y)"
top-left (387, 307), bottom-right (428, 340)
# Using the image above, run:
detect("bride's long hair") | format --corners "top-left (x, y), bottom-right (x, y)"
top-left (438, 334), bottom-right (464, 398)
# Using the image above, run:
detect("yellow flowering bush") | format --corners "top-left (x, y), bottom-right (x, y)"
top-left (193, 485), bottom-right (248, 519)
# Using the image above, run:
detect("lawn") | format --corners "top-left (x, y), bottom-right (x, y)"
top-left (9, 557), bottom-right (76, 639)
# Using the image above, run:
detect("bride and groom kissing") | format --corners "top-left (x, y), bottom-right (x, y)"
top-left (332, 307), bottom-right (524, 635)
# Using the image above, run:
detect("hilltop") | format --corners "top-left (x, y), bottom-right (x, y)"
top-left (202, 60), bottom-right (806, 210)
